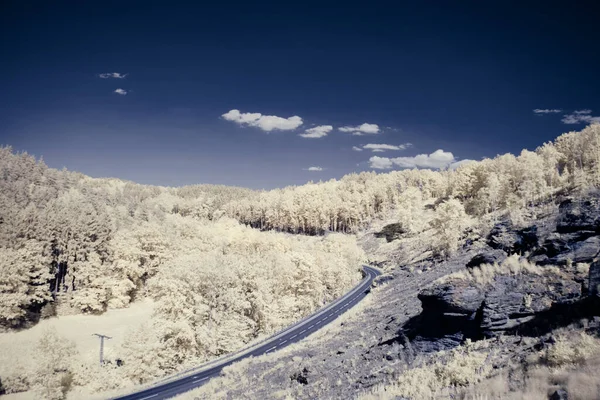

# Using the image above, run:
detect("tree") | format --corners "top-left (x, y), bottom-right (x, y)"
top-left (32, 328), bottom-right (78, 400)
top-left (430, 199), bottom-right (471, 258)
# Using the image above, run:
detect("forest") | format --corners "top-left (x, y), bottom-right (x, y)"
top-left (0, 124), bottom-right (599, 399)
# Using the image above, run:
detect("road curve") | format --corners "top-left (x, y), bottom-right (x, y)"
top-left (112, 265), bottom-right (381, 400)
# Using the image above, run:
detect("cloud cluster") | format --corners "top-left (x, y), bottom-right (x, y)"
top-left (99, 72), bottom-right (127, 79)
top-left (562, 109), bottom-right (600, 125)
top-left (306, 166), bottom-right (323, 171)
top-left (369, 149), bottom-right (456, 170)
top-left (114, 88), bottom-right (128, 95)
top-left (533, 109), bottom-right (562, 114)
top-left (352, 146), bottom-right (363, 152)
top-left (222, 109), bottom-right (303, 132)
top-left (299, 125), bottom-right (333, 138)
top-left (339, 123), bottom-right (380, 135)
top-left (362, 143), bottom-right (411, 152)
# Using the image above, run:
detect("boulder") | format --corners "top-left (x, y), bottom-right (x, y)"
top-left (466, 250), bottom-right (507, 269)
top-left (418, 280), bottom-right (485, 316)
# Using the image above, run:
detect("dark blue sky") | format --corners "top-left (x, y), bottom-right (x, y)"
top-left (1, 1), bottom-right (599, 189)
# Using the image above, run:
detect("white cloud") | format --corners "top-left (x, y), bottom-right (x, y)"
top-left (363, 143), bottom-right (411, 152)
top-left (369, 156), bottom-right (394, 169)
top-left (222, 109), bottom-right (303, 132)
top-left (339, 123), bottom-right (380, 135)
top-left (369, 149), bottom-right (456, 170)
top-left (448, 159), bottom-right (476, 170)
top-left (561, 109), bottom-right (600, 125)
top-left (352, 146), bottom-right (363, 152)
top-left (533, 108), bottom-right (562, 114)
top-left (299, 125), bottom-right (333, 138)
top-left (306, 166), bottom-right (323, 171)
top-left (114, 88), bottom-right (128, 95)
top-left (99, 72), bottom-right (127, 79)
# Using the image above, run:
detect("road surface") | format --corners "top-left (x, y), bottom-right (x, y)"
top-left (112, 265), bottom-right (381, 400)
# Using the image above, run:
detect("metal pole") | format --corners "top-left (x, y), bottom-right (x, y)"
top-left (93, 334), bottom-right (112, 366)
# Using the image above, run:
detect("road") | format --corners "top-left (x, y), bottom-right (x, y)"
top-left (112, 265), bottom-right (381, 400)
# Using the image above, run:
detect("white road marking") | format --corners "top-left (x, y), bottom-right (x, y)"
top-left (299, 329), bottom-right (306, 334)
top-left (308, 324), bottom-right (314, 329)
top-left (266, 346), bottom-right (277, 352)
top-left (280, 340), bottom-right (287, 344)
top-left (192, 377), bottom-right (210, 383)
top-left (140, 395), bottom-right (158, 400)
top-left (290, 334), bottom-right (297, 339)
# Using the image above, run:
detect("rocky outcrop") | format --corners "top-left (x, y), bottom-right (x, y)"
top-left (479, 273), bottom-right (581, 334)
top-left (556, 197), bottom-right (600, 233)
top-left (412, 194), bottom-right (600, 345)
top-left (419, 267), bottom-right (584, 337)
top-left (487, 221), bottom-right (539, 254)
top-left (532, 235), bottom-right (600, 266)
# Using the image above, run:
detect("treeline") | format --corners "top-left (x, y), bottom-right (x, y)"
top-left (224, 124), bottom-right (600, 234)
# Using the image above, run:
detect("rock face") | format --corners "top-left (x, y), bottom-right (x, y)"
top-left (419, 268), bottom-right (583, 337)
top-left (590, 259), bottom-right (600, 297)
top-left (479, 273), bottom-right (581, 334)
top-left (556, 197), bottom-right (600, 233)
top-left (414, 194), bottom-right (600, 342)
top-left (487, 221), bottom-right (538, 254)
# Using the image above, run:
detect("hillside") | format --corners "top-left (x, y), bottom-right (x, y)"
top-left (1, 124), bottom-right (600, 399)
top-left (0, 148), bottom-right (365, 399)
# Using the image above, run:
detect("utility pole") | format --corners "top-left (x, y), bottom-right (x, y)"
top-left (92, 333), bottom-right (112, 366)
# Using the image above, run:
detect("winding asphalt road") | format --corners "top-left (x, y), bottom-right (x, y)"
top-left (112, 265), bottom-right (381, 400)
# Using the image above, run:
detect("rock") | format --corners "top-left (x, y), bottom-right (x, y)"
top-left (466, 250), bottom-right (507, 269)
top-left (549, 236), bottom-right (600, 265)
top-left (534, 233), bottom-right (572, 259)
top-left (481, 273), bottom-right (581, 335)
top-left (290, 367), bottom-right (310, 385)
top-left (487, 221), bottom-right (538, 254)
top-left (515, 226), bottom-right (539, 253)
top-left (419, 281), bottom-right (484, 316)
top-left (373, 274), bottom-right (394, 286)
top-left (374, 223), bottom-right (406, 242)
top-left (549, 388), bottom-right (568, 400)
top-left (557, 197), bottom-right (600, 233)
top-left (419, 269), bottom-right (583, 337)
top-left (590, 259), bottom-right (600, 297)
